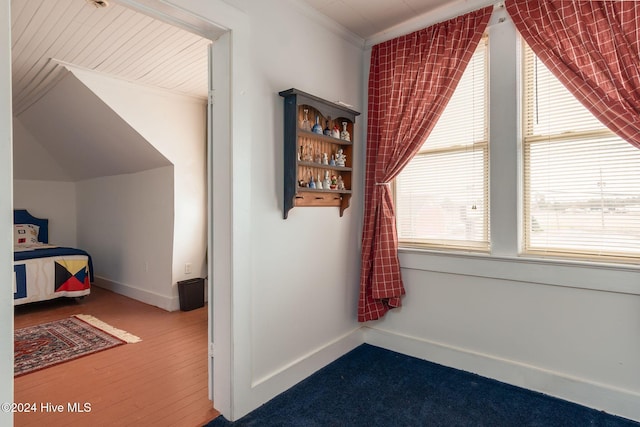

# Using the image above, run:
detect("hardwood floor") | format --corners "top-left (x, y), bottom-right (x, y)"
top-left (13, 286), bottom-right (219, 427)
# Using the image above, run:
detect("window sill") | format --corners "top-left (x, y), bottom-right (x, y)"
top-left (397, 247), bottom-right (640, 296)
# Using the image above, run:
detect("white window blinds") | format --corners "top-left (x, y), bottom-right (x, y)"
top-left (522, 43), bottom-right (640, 262)
top-left (395, 36), bottom-right (489, 251)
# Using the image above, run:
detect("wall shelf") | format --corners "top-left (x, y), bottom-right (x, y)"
top-left (279, 88), bottom-right (360, 219)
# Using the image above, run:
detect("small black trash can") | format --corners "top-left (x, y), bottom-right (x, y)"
top-left (177, 278), bottom-right (205, 311)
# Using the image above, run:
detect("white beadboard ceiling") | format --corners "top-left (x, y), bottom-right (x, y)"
top-left (11, 0), bottom-right (213, 116)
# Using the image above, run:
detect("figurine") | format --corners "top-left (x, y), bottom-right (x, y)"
top-left (317, 174), bottom-right (323, 189)
top-left (303, 144), bottom-right (313, 162)
top-left (331, 124), bottom-right (340, 139)
top-left (330, 174), bottom-right (338, 190)
top-left (323, 117), bottom-right (332, 136)
top-left (312, 115), bottom-right (323, 134)
top-left (340, 121), bottom-right (350, 141)
top-left (329, 155), bottom-right (336, 166)
top-left (335, 149), bottom-right (346, 167)
top-left (337, 175), bottom-right (345, 190)
top-left (300, 108), bottom-right (311, 131)
top-left (323, 171), bottom-right (331, 190)
top-left (322, 153), bottom-right (329, 165)
top-left (309, 175), bottom-right (316, 189)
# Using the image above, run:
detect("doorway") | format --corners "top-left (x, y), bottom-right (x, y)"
top-left (8, 0), bottom-right (230, 421)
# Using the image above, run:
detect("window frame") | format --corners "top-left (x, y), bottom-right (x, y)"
top-left (395, 34), bottom-right (490, 253)
top-left (390, 10), bottom-right (640, 303)
top-left (520, 41), bottom-right (640, 264)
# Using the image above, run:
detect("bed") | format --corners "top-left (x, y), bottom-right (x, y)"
top-left (13, 209), bottom-right (93, 305)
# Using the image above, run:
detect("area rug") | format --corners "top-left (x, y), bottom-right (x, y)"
top-left (14, 314), bottom-right (141, 377)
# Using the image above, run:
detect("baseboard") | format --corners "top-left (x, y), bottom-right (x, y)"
top-left (364, 327), bottom-right (640, 423)
top-left (93, 276), bottom-right (179, 311)
top-left (242, 327), bottom-right (364, 416)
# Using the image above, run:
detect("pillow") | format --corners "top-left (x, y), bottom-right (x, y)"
top-left (14, 224), bottom-right (40, 246)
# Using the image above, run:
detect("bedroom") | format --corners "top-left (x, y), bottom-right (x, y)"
top-left (11, 0), bottom-right (211, 311)
top-left (1, 0), bottom-right (639, 425)
top-left (9, 0), bottom-right (213, 423)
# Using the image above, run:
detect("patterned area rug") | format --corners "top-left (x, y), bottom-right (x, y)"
top-left (14, 315), bottom-right (141, 377)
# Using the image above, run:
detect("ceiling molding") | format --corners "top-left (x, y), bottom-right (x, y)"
top-left (285, 0), bottom-right (366, 49)
top-left (364, 0), bottom-right (498, 48)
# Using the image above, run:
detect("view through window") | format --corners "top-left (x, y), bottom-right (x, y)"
top-left (395, 36), bottom-right (489, 251)
top-left (522, 43), bottom-right (640, 262)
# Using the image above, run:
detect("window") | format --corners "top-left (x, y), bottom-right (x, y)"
top-left (522, 43), bottom-right (640, 262)
top-left (395, 36), bottom-right (489, 251)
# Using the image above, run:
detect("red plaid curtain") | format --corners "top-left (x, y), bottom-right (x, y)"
top-left (506, 0), bottom-right (640, 149)
top-left (358, 7), bottom-right (492, 322)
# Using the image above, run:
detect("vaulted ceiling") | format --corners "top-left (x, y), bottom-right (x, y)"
top-left (11, 0), bottom-right (213, 116)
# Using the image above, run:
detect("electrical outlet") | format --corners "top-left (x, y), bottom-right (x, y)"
top-left (185, 263), bottom-right (192, 274)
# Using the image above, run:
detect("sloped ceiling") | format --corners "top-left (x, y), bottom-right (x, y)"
top-left (16, 69), bottom-right (171, 182)
top-left (11, 0), bottom-right (211, 182)
top-left (11, 0), bottom-right (212, 115)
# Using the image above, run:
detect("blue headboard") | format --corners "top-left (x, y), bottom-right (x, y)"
top-left (13, 209), bottom-right (49, 244)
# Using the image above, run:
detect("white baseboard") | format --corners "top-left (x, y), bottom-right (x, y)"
top-left (93, 276), bottom-right (179, 311)
top-left (364, 327), bottom-right (640, 423)
top-left (240, 328), bottom-right (364, 417)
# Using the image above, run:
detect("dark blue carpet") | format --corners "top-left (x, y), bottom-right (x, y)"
top-left (205, 344), bottom-right (639, 427)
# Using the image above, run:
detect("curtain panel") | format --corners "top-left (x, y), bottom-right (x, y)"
top-left (506, 0), bottom-right (640, 149)
top-left (358, 6), bottom-right (492, 322)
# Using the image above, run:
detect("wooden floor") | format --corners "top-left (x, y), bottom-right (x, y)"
top-left (13, 286), bottom-right (219, 427)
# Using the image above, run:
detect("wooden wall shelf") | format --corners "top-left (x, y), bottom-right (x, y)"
top-left (279, 88), bottom-right (360, 219)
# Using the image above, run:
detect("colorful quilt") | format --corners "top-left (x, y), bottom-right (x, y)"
top-left (13, 246), bottom-right (93, 305)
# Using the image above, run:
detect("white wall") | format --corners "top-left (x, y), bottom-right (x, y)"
top-left (239, 0), bottom-right (365, 388)
top-left (233, 0), bottom-right (365, 412)
top-left (76, 166), bottom-right (175, 310)
top-left (0, 0), bottom-right (14, 424)
top-left (13, 179), bottom-right (77, 247)
top-left (164, 0), bottom-right (365, 419)
top-left (13, 113), bottom-right (78, 250)
top-left (364, 8), bottom-right (640, 423)
top-left (12, 118), bottom-right (72, 182)
top-left (70, 69), bottom-right (208, 295)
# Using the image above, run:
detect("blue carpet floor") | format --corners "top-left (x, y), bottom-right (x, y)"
top-left (205, 344), bottom-right (639, 427)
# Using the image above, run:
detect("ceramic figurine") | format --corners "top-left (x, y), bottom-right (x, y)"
top-left (322, 153), bottom-right (329, 165)
top-left (312, 115), bottom-right (323, 134)
top-left (301, 108), bottom-right (311, 131)
top-left (323, 171), bottom-right (331, 190)
top-left (335, 149), bottom-right (346, 167)
top-left (331, 124), bottom-right (340, 139)
top-left (317, 174), bottom-right (323, 189)
top-left (330, 174), bottom-right (338, 190)
top-left (309, 175), bottom-right (316, 189)
top-left (329, 155), bottom-right (336, 166)
top-left (340, 121), bottom-right (350, 141)
top-left (304, 144), bottom-right (313, 162)
top-left (323, 117), bottom-right (332, 136)
top-left (337, 175), bottom-right (345, 190)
